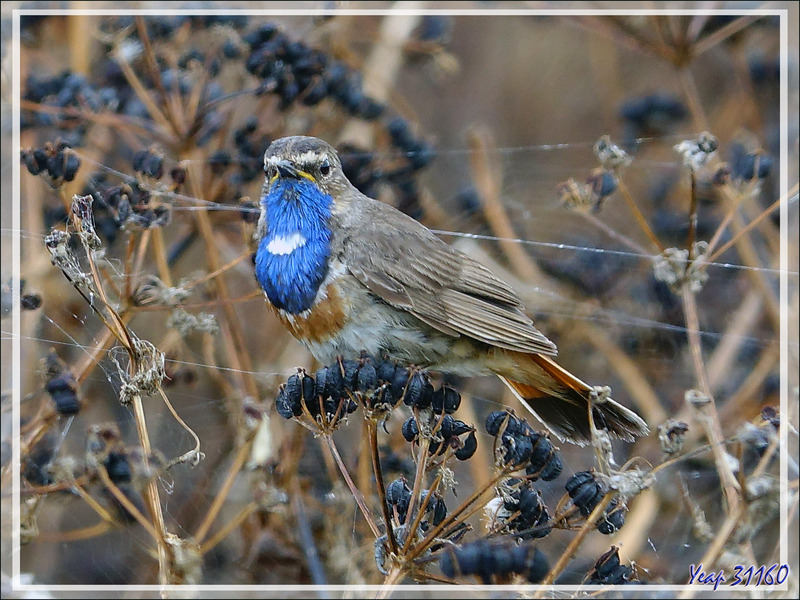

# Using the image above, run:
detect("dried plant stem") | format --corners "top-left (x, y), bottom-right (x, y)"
top-left (191, 203), bottom-right (259, 400)
top-left (151, 228), bottom-right (173, 287)
top-left (707, 192), bottom-right (787, 263)
top-left (687, 170), bottom-right (699, 257)
top-left (37, 522), bottom-right (113, 543)
top-left (323, 435), bottom-right (381, 539)
top-left (401, 464), bottom-right (444, 555)
top-left (129, 395), bottom-right (172, 586)
top-left (575, 322), bottom-right (668, 425)
top-left (535, 493), bottom-right (616, 593)
top-left (469, 127), bottom-right (542, 282)
top-left (194, 431), bottom-right (255, 542)
top-left (680, 68), bottom-right (710, 132)
top-left (199, 502), bottom-right (257, 555)
top-left (404, 435), bottom-right (430, 540)
top-left (407, 472), bottom-right (504, 561)
top-left (720, 207), bottom-right (782, 331)
top-left (377, 566), bottom-right (406, 598)
top-left (97, 463), bottom-right (160, 541)
top-left (681, 287), bottom-right (741, 515)
top-left (339, 6), bottom-right (422, 147)
top-left (578, 210), bottom-right (651, 256)
top-left (367, 419), bottom-right (398, 555)
top-left (678, 434), bottom-right (779, 600)
top-left (181, 251), bottom-right (251, 290)
top-left (135, 16), bottom-right (178, 134)
top-left (693, 14), bottom-right (764, 57)
top-left (706, 289), bottom-right (764, 393)
top-left (617, 176), bottom-right (664, 254)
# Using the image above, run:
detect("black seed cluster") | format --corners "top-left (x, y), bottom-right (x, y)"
top-left (44, 350), bottom-right (80, 415)
top-left (22, 431), bottom-right (57, 486)
top-left (589, 546), bottom-right (636, 584)
top-left (402, 414), bottom-right (477, 460)
top-left (17, 280), bottom-right (43, 311)
top-left (439, 540), bottom-right (548, 584)
top-left (728, 143), bottom-right (773, 181)
top-left (497, 478), bottom-right (552, 538)
top-left (619, 93), bottom-right (687, 141)
top-left (485, 410), bottom-right (562, 479)
top-left (103, 450), bottom-right (132, 483)
top-left (586, 169), bottom-right (617, 199)
top-left (232, 117), bottom-right (271, 185)
top-left (597, 498), bottom-right (626, 535)
top-left (88, 177), bottom-right (171, 236)
top-left (132, 148), bottom-right (165, 180)
top-left (275, 368), bottom-right (358, 420)
top-left (21, 140), bottom-right (81, 184)
top-left (565, 471), bottom-right (626, 534)
top-left (385, 478), bottom-right (446, 529)
top-left (244, 22), bottom-right (382, 118)
top-left (565, 471), bottom-right (602, 515)
top-left (22, 70), bottom-right (119, 138)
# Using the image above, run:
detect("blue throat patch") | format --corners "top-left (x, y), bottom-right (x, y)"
top-left (255, 178), bottom-right (333, 314)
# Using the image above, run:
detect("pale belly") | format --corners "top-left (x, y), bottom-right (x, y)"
top-left (271, 270), bottom-right (494, 375)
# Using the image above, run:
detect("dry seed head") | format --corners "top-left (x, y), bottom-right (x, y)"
top-left (674, 132), bottom-right (718, 169)
top-left (594, 135), bottom-right (632, 169)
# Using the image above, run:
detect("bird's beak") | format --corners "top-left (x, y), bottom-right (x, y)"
top-left (271, 160), bottom-right (316, 183)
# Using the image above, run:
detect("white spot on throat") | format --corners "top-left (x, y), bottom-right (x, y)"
top-left (267, 232), bottom-right (307, 255)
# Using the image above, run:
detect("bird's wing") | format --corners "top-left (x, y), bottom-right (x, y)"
top-left (335, 197), bottom-right (557, 355)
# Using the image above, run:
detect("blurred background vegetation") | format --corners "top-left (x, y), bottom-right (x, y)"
top-left (1, 2), bottom-right (798, 596)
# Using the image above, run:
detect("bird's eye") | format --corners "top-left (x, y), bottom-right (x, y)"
top-left (319, 158), bottom-right (331, 177)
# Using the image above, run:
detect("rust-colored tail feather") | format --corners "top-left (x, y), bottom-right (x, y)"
top-left (498, 354), bottom-right (649, 445)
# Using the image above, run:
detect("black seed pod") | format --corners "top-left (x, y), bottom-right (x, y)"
top-left (375, 359), bottom-right (397, 383)
top-left (527, 548), bottom-right (549, 583)
top-left (586, 169), bottom-right (616, 198)
top-left (597, 499), bottom-right (626, 534)
top-left (420, 490), bottom-right (447, 525)
top-left (385, 478), bottom-right (411, 523)
top-left (356, 361), bottom-right (377, 392)
top-left (104, 451), bottom-right (132, 483)
top-left (318, 364), bottom-right (344, 401)
top-left (501, 431), bottom-right (533, 467)
top-left (402, 417), bottom-right (419, 442)
top-left (300, 374), bottom-right (315, 401)
top-left (45, 372), bottom-right (80, 414)
top-left (437, 414), bottom-right (455, 440)
top-left (171, 166), bottom-right (187, 185)
top-left (439, 540), bottom-right (548, 584)
top-left (526, 435), bottom-right (562, 481)
top-left (46, 153), bottom-right (64, 179)
top-left (390, 366), bottom-right (410, 400)
top-left (589, 546), bottom-right (635, 584)
top-left (63, 154), bottom-right (81, 181)
top-left (275, 385), bottom-right (300, 418)
top-left (485, 410), bottom-right (520, 436)
top-left (340, 359), bottom-right (359, 391)
top-left (455, 431), bottom-right (477, 460)
top-left (432, 384), bottom-right (461, 413)
top-left (536, 452), bottom-right (563, 481)
top-left (566, 471), bottom-right (604, 516)
top-left (143, 154), bottom-right (164, 179)
top-left (403, 371), bottom-right (433, 408)
top-left (450, 419), bottom-right (472, 437)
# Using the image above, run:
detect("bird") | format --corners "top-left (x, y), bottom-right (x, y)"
top-left (254, 135), bottom-right (649, 445)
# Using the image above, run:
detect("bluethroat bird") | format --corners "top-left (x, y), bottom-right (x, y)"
top-left (255, 136), bottom-right (649, 445)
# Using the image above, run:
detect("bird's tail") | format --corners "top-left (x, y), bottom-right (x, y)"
top-left (495, 353), bottom-right (649, 446)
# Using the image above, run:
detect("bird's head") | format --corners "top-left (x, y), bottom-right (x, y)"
top-left (262, 136), bottom-right (350, 202)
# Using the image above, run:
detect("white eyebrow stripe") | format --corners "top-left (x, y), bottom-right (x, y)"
top-left (263, 151), bottom-right (326, 169)
top-left (267, 233), bottom-right (307, 255)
